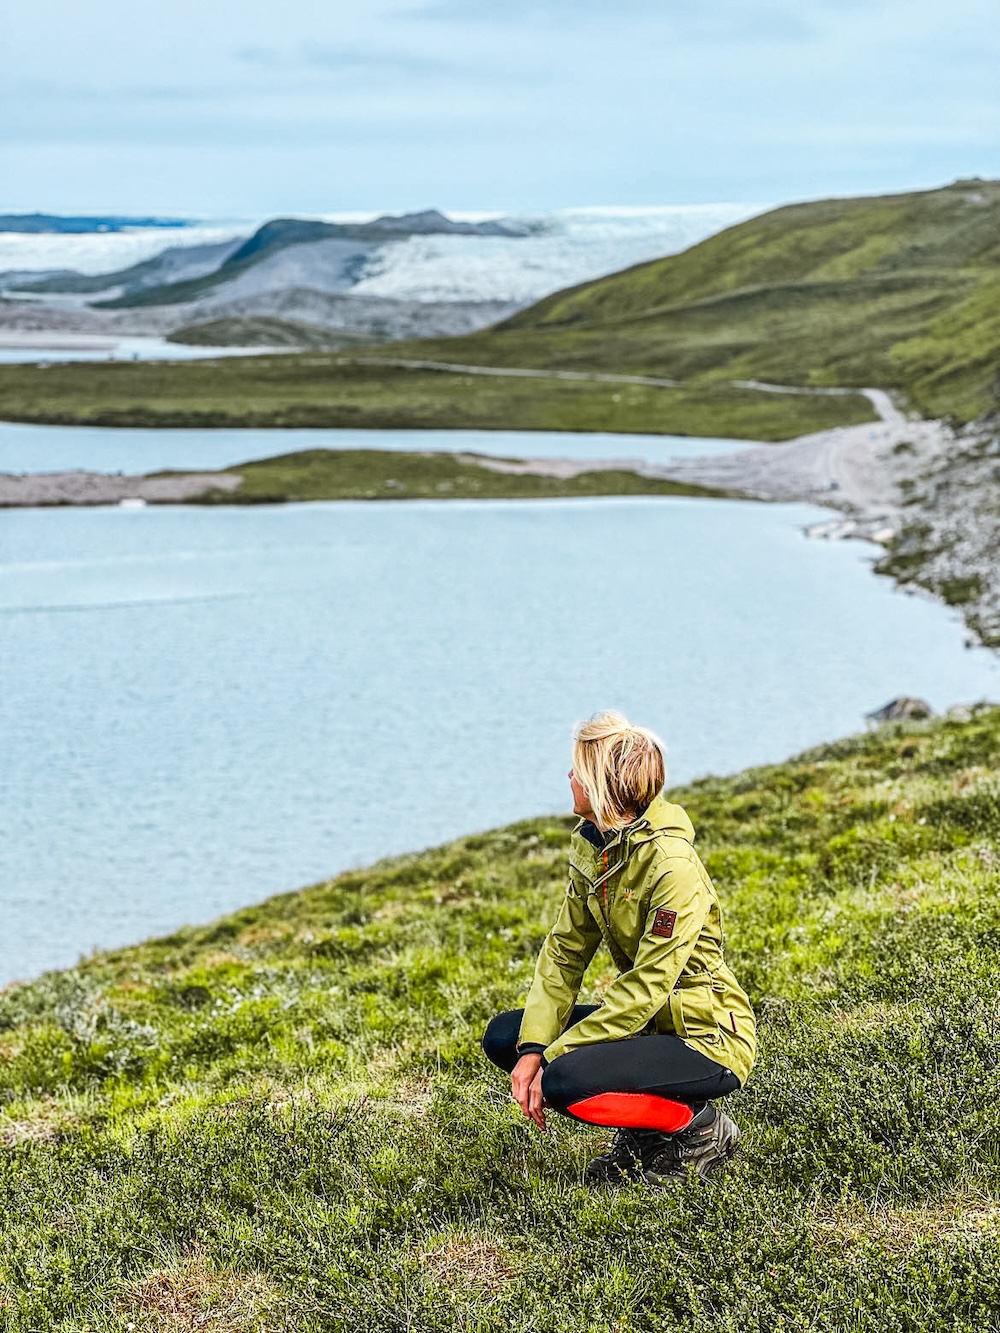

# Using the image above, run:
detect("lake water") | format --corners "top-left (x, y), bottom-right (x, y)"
top-left (0, 339), bottom-right (278, 366)
top-left (1, 492), bottom-right (997, 984)
top-left (0, 420), bottom-right (748, 475)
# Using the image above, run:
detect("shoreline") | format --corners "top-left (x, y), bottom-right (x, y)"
top-left (2, 401), bottom-right (995, 649)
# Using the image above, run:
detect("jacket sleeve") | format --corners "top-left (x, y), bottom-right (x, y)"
top-left (542, 855), bottom-right (706, 1063)
top-left (517, 883), bottom-right (603, 1054)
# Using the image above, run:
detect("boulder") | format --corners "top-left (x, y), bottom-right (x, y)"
top-left (865, 697), bottom-right (935, 725)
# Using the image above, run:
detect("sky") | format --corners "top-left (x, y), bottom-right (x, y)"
top-left (2, 0), bottom-right (998, 217)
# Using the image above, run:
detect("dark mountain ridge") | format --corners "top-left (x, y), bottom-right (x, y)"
top-left (8, 209), bottom-right (534, 309)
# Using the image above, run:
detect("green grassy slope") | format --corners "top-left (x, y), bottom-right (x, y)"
top-left (0, 355), bottom-right (871, 438)
top-left (394, 179), bottom-right (1000, 423)
top-left (2, 710), bottom-right (1000, 1329)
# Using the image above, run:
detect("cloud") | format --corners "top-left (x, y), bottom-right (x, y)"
top-left (2, 0), bottom-right (997, 214)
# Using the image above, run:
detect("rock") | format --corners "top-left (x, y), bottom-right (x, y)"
top-left (865, 697), bottom-right (935, 725)
top-left (867, 525), bottom-right (896, 545)
top-left (804, 518), bottom-right (857, 541)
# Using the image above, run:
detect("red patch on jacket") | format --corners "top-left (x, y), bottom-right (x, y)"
top-left (652, 908), bottom-right (677, 939)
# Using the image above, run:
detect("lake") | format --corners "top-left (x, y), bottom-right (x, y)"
top-left (1, 487), bottom-right (996, 984)
top-left (0, 419), bottom-right (747, 475)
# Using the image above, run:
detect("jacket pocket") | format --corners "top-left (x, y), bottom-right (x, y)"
top-left (667, 977), bottom-right (721, 1043)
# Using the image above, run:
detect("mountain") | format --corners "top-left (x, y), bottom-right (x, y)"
top-left (10, 210), bottom-right (535, 309)
top-left (0, 205), bottom-right (753, 350)
top-left (404, 178), bottom-right (1000, 422)
top-left (9, 238), bottom-right (244, 297)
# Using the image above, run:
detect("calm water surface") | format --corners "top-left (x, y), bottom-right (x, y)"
top-left (2, 494), bottom-right (997, 984)
top-left (0, 419), bottom-right (747, 475)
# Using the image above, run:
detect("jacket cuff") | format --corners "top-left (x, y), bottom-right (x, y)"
top-left (516, 1042), bottom-right (547, 1060)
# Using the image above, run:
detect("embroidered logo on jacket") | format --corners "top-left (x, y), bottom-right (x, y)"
top-left (652, 908), bottom-right (677, 939)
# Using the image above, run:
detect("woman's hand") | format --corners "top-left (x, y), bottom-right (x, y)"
top-left (511, 1053), bottom-right (547, 1132)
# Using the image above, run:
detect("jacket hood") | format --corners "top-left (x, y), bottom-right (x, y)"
top-left (631, 794), bottom-right (695, 844)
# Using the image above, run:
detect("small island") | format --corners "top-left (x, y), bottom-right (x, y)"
top-left (0, 447), bottom-right (732, 507)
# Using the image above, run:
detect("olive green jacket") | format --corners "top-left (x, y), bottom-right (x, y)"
top-left (518, 795), bottom-right (756, 1086)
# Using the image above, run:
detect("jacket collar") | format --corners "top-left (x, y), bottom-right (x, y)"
top-left (572, 794), bottom-right (696, 851)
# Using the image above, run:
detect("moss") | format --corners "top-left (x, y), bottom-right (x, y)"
top-left (178, 447), bottom-right (731, 504)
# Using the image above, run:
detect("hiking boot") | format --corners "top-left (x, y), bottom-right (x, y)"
top-left (642, 1104), bottom-right (740, 1186)
top-left (585, 1127), bottom-right (672, 1185)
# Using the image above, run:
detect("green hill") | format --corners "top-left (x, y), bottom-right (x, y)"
top-left (395, 178), bottom-right (1000, 423)
top-left (2, 709), bottom-right (1000, 1329)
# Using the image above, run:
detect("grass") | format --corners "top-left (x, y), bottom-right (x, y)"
top-left (173, 448), bottom-right (730, 504)
top-left (2, 709), bottom-right (1000, 1329)
top-left (0, 356), bottom-right (873, 440)
top-left (460, 178), bottom-right (1000, 423)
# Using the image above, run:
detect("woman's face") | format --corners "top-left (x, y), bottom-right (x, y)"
top-left (568, 768), bottom-right (597, 823)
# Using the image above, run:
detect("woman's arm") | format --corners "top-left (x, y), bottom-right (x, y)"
top-left (541, 855), bottom-right (706, 1062)
top-left (516, 882), bottom-right (603, 1054)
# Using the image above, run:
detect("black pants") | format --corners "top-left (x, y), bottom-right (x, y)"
top-left (483, 1006), bottom-right (740, 1132)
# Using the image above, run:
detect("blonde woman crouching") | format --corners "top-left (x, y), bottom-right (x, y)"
top-left (483, 711), bottom-right (756, 1186)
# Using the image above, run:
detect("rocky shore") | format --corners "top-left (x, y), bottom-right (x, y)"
top-left (641, 393), bottom-right (999, 648)
top-left (0, 469), bottom-right (243, 506)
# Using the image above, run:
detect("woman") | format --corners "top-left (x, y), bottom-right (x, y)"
top-left (483, 711), bottom-right (756, 1185)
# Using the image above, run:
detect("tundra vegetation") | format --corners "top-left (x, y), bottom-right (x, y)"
top-left (2, 709), bottom-right (999, 1330)
top-left (172, 450), bottom-right (729, 504)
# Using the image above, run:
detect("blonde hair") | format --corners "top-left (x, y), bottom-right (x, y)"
top-left (572, 710), bottom-right (667, 831)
